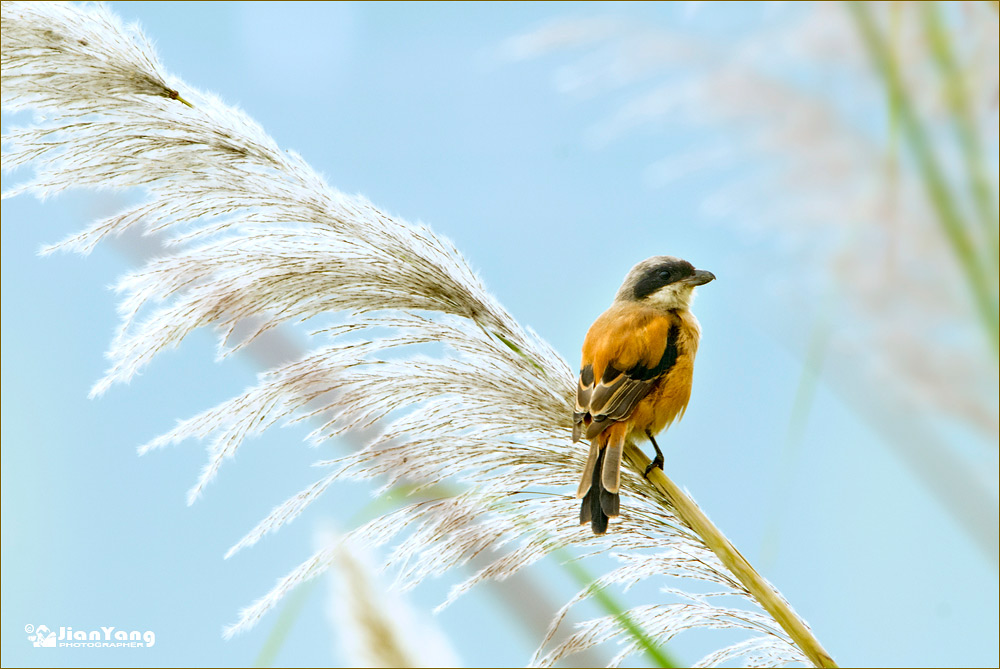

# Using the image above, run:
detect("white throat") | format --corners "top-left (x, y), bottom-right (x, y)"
top-left (644, 283), bottom-right (695, 311)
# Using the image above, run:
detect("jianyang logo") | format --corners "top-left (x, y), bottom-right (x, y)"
top-left (25, 624), bottom-right (156, 648)
top-left (26, 624), bottom-right (56, 647)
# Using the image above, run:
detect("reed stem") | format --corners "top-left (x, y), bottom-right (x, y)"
top-left (623, 443), bottom-right (838, 668)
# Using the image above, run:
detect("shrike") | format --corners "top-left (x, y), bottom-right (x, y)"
top-left (574, 256), bottom-right (715, 534)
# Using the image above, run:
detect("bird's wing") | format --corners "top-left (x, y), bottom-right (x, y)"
top-left (574, 308), bottom-right (680, 441)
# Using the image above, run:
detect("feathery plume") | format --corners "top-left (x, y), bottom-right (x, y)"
top-left (3, 3), bottom-right (834, 665)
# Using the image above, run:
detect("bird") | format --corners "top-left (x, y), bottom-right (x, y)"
top-left (573, 255), bottom-right (715, 534)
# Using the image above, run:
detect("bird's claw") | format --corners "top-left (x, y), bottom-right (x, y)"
top-left (643, 454), bottom-right (664, 478)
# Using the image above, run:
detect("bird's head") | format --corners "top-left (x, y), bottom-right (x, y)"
top-left (614, 255), bottom-right (715, 311)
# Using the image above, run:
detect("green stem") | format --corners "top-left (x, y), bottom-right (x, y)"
top-left (848, 1), bottom-right (999, 354)
top-left (920, 1), bottom-right (999, 273)
top-left (762, 315), bottom-right (831, 567)
top-left (253, 581), bottom-right (317, 667)
top-left (556, 548), bottom-right (678, 668)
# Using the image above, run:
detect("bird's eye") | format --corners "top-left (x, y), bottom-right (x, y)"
top-left (658, 270), bottom-right (671, 280)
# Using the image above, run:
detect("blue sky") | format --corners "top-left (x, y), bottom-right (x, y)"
top-left (2, 2), bottom-right (997, 667)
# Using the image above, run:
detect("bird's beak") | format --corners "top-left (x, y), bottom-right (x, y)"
top-left (683, 269), bottom-right (716, 286)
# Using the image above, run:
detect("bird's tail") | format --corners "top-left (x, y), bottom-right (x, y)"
top-left (577, 424), bottom-right (625, 534)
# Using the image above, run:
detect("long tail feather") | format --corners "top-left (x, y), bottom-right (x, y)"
top-left (580, 446), bottom-right (607, 534)
top-left (576, 440), bottom-right (600, 499)
top-left (579, 439), bottom-right (621, 534)
top-left (602, 436), bottom-right (623, 494)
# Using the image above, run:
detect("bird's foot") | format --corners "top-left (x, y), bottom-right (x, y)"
top-left (643, 453), bottom-right (664, 478)
top-left (643, 430), bottom-right (665, 478)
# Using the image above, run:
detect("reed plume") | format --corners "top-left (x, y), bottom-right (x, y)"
top-left (2, 2), bottom-right (835, 665)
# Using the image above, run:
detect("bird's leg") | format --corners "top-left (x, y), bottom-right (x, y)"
top-left (643, 430), bottom-right (665, 477)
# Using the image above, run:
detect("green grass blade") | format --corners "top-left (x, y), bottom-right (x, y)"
top-left (253, 581), bottom-right (318, 667)
top-left (848, 1), bottom-right (999, 354)
top-left (557, 549), bottom-right (678, 668)
top-left (920, 1), bottom-right (999, 274)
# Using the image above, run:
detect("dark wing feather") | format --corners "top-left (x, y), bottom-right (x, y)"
top-left (573, 364), bottom-right (595, 441)
top-left (585, 374), bottom-right (657, 439)
top-left (576, 321), bottom-right (681, 441)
